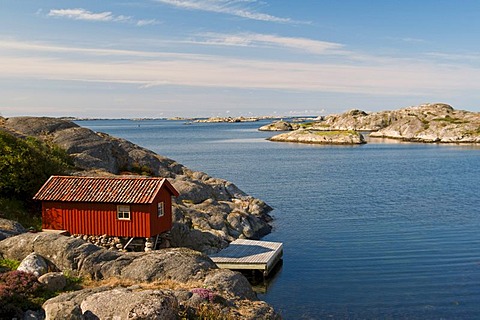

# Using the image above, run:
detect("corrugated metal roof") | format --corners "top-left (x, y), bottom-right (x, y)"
top-left (33, 176), bottom-right (178, 204)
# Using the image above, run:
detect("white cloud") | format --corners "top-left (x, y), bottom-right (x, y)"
top-left (193, 32), bottom-right (345, 55)
top-left (48, 8), bottom-right (120, 22)
top-left (47, 8), bottom-right (158, 26)
top-left (154, 0), bottom-right (302, 23)
top-left (136, 19), bottom-right (160, 26)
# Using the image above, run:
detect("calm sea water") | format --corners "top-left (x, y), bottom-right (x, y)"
top-left (79, 119), bottom-right (480, 319)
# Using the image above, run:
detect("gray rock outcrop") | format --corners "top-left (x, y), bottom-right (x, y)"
top-left (368, 104), bottom-right (480, 142)
top-left (2, 117), bottom-right (274, 253)
top-left (313, 103), bottom-right (480, 143)
top-left (258, 120), bottom-right (300, 131)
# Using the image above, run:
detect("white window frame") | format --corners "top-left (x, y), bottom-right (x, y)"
top-left (157, 202), bottom-right (165, 217)
top-left (117, 205), bottom-right (131, 220)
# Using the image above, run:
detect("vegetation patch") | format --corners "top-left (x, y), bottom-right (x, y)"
top-left (0, 131), bottom-right (73, 229)
top-left (0, 131), bottom-right (73, 201)
top-left (119, 162), bottom-right (154, 176)
top-left (420, 119), bottom-right (430, 130)
top-left (432, 115), bottom-right (468, 124)
top-left (0, 259), bottom-right (20, 271)
top-left (0, 270), bottom-right (50, 318)
top-left (313, 130), bottom-right (358, 136)
top-left (299, 122), bottom-right (314, 129)
top-left (0, 198), bottom-right (41, 230)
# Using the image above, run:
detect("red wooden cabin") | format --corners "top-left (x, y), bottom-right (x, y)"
top-left (33, 176), bottom-right (179, 238)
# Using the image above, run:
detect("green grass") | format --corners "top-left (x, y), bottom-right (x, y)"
top-left (299, 122), bottom-right (314, 129)
top-left (0, 258), bottom-right (20, 271)
top-left (312, 130), bottom-right (358, 136)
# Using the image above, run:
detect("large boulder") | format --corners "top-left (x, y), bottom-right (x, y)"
top-left (17, 252), bottom-right (48, 277)
top-left (38, 272), bottom-right (67, 291)
top-left (203, 269), bottom-right (256, 300)
top-left (80, 288), bottom-right (178, 320)
top-left (43, 287), bottom-right (113, 320)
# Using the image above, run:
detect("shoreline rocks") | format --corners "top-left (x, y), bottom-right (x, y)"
top-left (0, 232), bottom-right (281, 319)
top-left (1, 117), bottom-right (274, 254)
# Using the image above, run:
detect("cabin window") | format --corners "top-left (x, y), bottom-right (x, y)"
top-left (157, 202), bottom-right (164, 217)
top-left (117, 205), bottom-right (131, 220)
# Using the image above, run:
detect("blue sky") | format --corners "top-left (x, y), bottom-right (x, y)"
top-left (1, 0), bottom-right (480, 118)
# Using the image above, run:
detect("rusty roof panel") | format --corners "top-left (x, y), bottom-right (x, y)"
top-left (33, 176), bottom-right (176, 204)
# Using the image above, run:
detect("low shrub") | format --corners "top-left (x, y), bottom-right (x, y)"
top-left (191, 287), bottom-right (216, 303)
top-left (0, 270), bottom-right (45, 318)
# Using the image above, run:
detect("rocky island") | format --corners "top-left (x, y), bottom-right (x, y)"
top-left (0, 116), bottom-right (280, 319)
top-left (194, 116), bottom-right (260, 123)
top-left (264, 103), bottom-right (480, 144)
top-left (269, 129), bottom-right (366, 145)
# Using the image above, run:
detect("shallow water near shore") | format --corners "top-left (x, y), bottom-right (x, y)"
top-left (80, 119), bottom-right (480, 319)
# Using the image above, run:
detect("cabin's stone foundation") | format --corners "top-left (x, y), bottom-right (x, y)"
top-left (71, 232), bottom-right (171, 252)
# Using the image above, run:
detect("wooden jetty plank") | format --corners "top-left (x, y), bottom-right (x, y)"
top-left (209, 239), bottom-right (283, 276)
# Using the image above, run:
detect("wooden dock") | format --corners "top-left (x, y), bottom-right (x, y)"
top-left (209, 239), bottom-right (283, 277)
